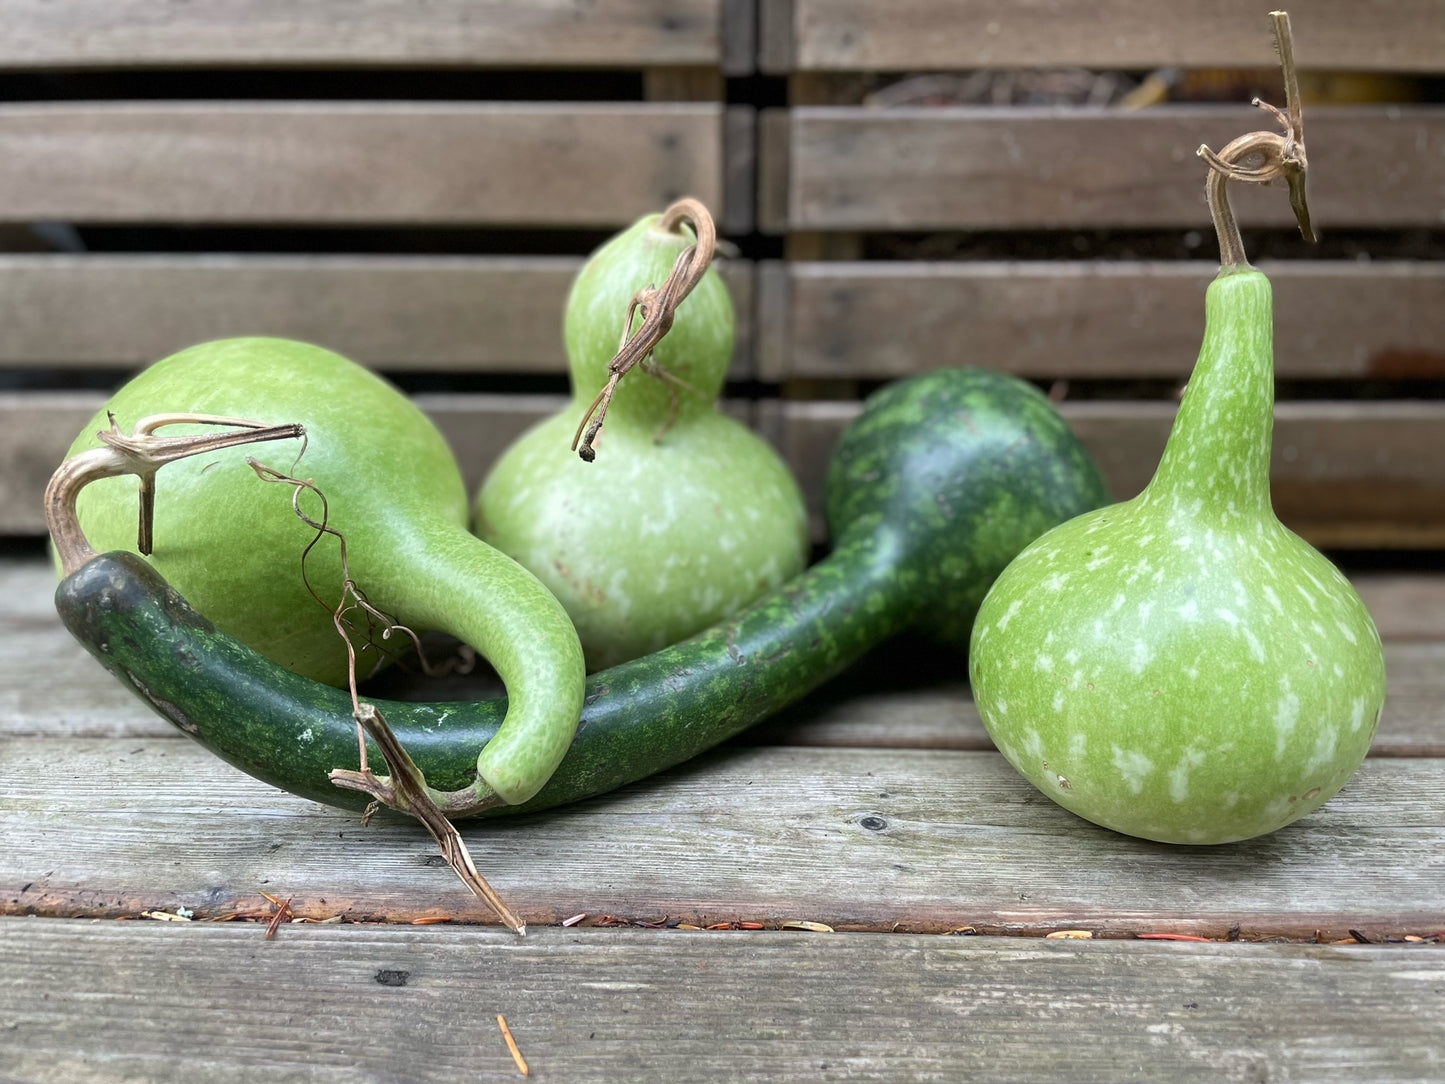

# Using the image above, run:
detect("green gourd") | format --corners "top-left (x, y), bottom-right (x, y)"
top-left (53, 368), bottom-right (1108, 817)
top-left (62, 337), bottom-right (585, 808)
top-left (476, 201), bottom-right (808, 670)
top-left (969, 14), bottom-right (1387, 845)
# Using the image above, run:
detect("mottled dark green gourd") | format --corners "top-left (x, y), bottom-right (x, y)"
top-left (476, 200), bottom-right (808, 671)
top-left (54, 368), bottom-right (1108, 815)
top-left (969, 12), bottom-right (1387, 845)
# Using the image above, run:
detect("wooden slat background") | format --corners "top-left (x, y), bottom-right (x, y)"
top-left (0, 0), bottom-right (727, 68)
top-left (0, 255), bottom-right (755, 373)
top-left (0, 103), bottom-right (726, 228)
top-left (766, 0), bottom-right (1445, 73)
top-left (761, 106), bottom-right (1445, 232)
top-left (758, 260), bottom-right (1445, 381)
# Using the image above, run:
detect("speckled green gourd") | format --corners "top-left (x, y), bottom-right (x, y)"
top-left (475, 213), bottom-right (808, 670)
top-left (56, 369), bottom-right (1107, 815)
top-left (970, 270), bottom-right (1387, 844)
top-left (63, 337), bottom-right (585, 806)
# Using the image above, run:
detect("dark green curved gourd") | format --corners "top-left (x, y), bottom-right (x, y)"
top-left (55, 368), bottom-right (1109, 815)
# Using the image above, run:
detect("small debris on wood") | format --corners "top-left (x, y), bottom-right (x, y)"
top-left (140, 910), bottom-right (191, 922)
top-left (561, 913), bottom-right (588, 928)
top-left (410, 916), bottom-right (452, 925)
top-left (497, 1014), bottom-right (530, 1077)
top-left (1137, 933), bottom-right (1213, 942)
top-left (264, 896), bottom-right (293, 940)
top-left (1044, 930), bottom-right (1094, 940)
top-left (781, 921), bottom-right (835, 933)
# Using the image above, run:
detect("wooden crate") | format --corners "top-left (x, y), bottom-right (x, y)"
top-left (0, 0), bottom-right (756, 533)
top-left (755, 0), bottom-right (1445, 549)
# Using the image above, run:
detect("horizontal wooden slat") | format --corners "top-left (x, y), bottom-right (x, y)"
top-left (772, 0), bottom-right (1445, 73)
top-left (4, 738), bottom-right (1445, 938)
top-left (761, 260), bottom-right (1445, 381)
top-left (0, 255), bottom-right (755, 373)
top-left (5, 921), bottom-right (1444, 1084)
top-left (763, 105), bottom-right (1445, 231)
top-left (766, 398), bottom-right (1445, 549)
top-left (0, 103), bottom-right (724, 227)
top-left (0, 0), bottom-right (722, 69)
top-left (5, 393), bottom-right (1443, 547)
top-left (6, 553), bottom-right (1439, 748)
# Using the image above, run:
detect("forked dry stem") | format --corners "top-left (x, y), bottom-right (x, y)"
top-left (1196, 11), bottom-right (1314, 268)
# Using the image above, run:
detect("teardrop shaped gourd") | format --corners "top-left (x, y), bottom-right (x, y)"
top-left (65, 337), bottom-right (585, 807)
top-left (969, 269), bottom-right (1387, 844)
top-left (475, 211), bottom-right (809, 671)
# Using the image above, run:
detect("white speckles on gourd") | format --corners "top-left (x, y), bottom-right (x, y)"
top-left (970, 269), bottom-right (1387, 845)
top-left (1112, 747), bottom-right (1155, 795)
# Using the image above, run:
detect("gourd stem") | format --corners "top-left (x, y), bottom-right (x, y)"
top-left (45, 415), bottom-right (304, 578)
top-left (572, 197), bottom-right (718, 461)
top-left (1196, 10), bottom-right (1314, 269)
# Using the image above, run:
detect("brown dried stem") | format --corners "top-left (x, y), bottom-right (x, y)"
top-left (330, 704), bottom-right (525, 936)
top-left (571, 197), bottom-right (717, 462)
top-left (1196, 11), bottom-right (1314, 269)
top-left (45, 413), bottom-right (305, 578)
top-left (243, 460), bottom-right (518, 932)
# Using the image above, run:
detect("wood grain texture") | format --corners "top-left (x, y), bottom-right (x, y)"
top-left (4, 919), bottom-right (1444, 1084)
top-left (3, 739), bottom-right (1445, 937)
top-left (771, 105), bottom-right (1445, 231)
top-left (762, 260), bottom-right (1445, 381)
top-left (778, 0), bottom-right (1445, 73)
top-left (0, 0), bottom-right (722, 68)
top-left (766, 398), bottom-right (1445, 549)
top-left (0, 254), bottom-right (755, 374)
top-left (0, 103), bottom-right (723, 227)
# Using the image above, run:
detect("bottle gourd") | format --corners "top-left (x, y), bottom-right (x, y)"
top-left (969, 13), bottom-right (1387, 845)
top-left (476, 200), bottom-right (808, 670)
top-left (60, 338), bottom-right (586, 810)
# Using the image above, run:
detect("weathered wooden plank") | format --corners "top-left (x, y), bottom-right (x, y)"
top-left (0, 0), bottom-right (722, 68)
top-left (7, 393), bottom-right (1443, 546)
top-left (3, 920), bottom-right (1443, 1084)
top-left (0, 103), bottom-right (724, 227)
top-left (769, 398), bottom-right (1445, 549)
top-left (770, 105), bottom-right (1445, 231)
top-left (0, 254), bottom-right (755, 374)
top-left (3, 739), bottom-right (1445, 938)
top-left (762, 260), bottom-right (1445, 381)
top-left (773, 0), bottom-right (1445, 73)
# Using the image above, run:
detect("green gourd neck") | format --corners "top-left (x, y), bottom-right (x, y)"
top-left (1143, 267), bottom-right (1276, 523)
top-left (355, 519), bottom-right (584, 806)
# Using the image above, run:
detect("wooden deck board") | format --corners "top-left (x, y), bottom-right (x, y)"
top-left (4, 738), bottom-right (1444, 939)
top-left (3, 918), bottom-right (1443, 1084)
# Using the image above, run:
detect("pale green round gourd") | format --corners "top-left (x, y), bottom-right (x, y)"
top-left (476, 213), bottom-right (809, 670)
top-left (65, 337), bottom-right (585, 807)
top-left (969, 270), bottom-right (1387, 844)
